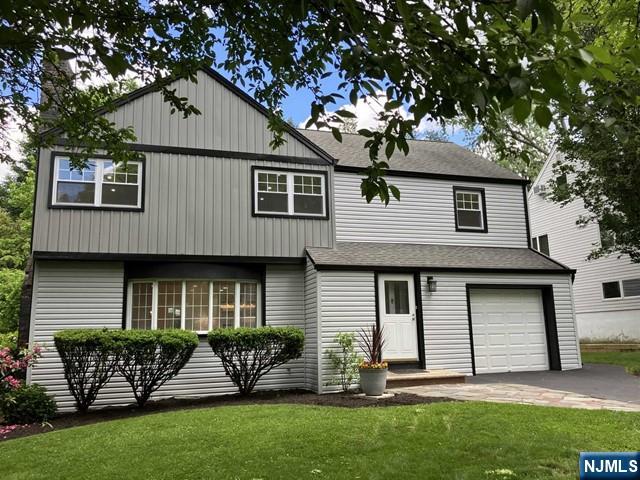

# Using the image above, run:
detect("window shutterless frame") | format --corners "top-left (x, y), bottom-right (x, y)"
top-left (601, 279), bottom-right (640, 301)
top-left (48, 152), bottom-right (145, 211)
top-left (251, 166), bottom-right (329, 219)
top-left (126, 279), bottom-right (262, 334)
top-left (452, 186), bottom-right (488, 233)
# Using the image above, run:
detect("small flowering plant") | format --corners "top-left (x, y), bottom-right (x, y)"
top-left (358, 324), bottom-right (387, 370)
top-left (1, 344), bottom-right (42, 396)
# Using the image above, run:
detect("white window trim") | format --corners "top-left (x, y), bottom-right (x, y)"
top-left (602, 280), bottom-right (623, 301)
top-left (126, 279), bottom-right (262, 334)
top-left (254, 169), bottom-right (326, 217)
top-left (602, 279), bottom-right (640, 301)
top-left (52, 156), bottom-right (143, 209)
top-left (455, 189), bottom-right (484, 230)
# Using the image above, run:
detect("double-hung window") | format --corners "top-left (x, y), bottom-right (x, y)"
top-left (128, 279), bottom-right (261, 333)
top-left (254, 168), bottom-right (326, 217)
top-left (453, 187), bottom-right (487, 231)
top-left (52, 155), bottom-right (143, 209)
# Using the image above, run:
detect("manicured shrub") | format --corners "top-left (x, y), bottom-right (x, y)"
top-left (112, 329), bottom-right (198, 407)
top-left (207, 327), bottom-right (304, 395)
top-left (54, 329), bottom-right (119, 413)
top-left (1, 384), bottom-right (57, 424)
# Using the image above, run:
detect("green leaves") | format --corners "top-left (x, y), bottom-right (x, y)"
top-left (3, 0), bottom-right (638, 208)
top-left (534, 105), bottom-right (552, 127)
top-left (513, 98), bottom-right (532, 122)
top-left (509, 77), bottom-right (530, 97)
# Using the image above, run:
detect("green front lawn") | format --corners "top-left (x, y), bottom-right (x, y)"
top-left (2, 402), bottom-right (639, 480)
top-left (581, 350), bottom-right (640, 375)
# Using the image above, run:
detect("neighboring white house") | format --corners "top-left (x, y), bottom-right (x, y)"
top-left (528, 148), bottom-right (640, 340)
top-left (24, 68), bottom-right (581, 410)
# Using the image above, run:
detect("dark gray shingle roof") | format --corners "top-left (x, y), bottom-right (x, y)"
top-left (306, 242), bottom-right (571, 272)
top-left (298, 129), bottom-right (523, 181)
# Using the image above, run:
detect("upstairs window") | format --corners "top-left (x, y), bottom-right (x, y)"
top-left (52, 155), bottom-right (143, 209)
top-left (532, 234), bottom-right (550, 256)
top-left (453, 187), bottom-right (487, 232)
top-left (254, 168), bottom-right (327, 218)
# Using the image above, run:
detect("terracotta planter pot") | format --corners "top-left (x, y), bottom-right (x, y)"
top-left (359, 367), bottom-right (388, 396)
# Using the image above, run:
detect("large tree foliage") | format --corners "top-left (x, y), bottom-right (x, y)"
top-left (552, 76), bottom-right (640, 262)
top-left (2, 0), bottom-right (638, 203)
top-left (546, 0), bottom-right (640, 261)
top-left (454, 116), bottom-right (553, 180)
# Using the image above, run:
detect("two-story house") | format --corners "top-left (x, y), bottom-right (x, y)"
top-left (529, 149), bottom-right (640, 340)
top-left (24, 68), bottom-right (581, 409)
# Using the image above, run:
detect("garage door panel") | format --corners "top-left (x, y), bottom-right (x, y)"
top-left (471, 289), bottom-right (549, 374)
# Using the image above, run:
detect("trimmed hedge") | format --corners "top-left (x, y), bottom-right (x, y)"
top-left (208, 327), bottom-right (304, 395)
top-left (54, 329), bottom-right (120, 413)
top-left (54, 329), bottom-right (199, 411)
top-left (112, 329), bottom-right (198, 407)
top-left (1, 384), bottom-right (57, 424)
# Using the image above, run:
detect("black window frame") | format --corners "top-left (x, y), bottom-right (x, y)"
top-left (251, 165), bottom-right (330, 220)
top-left (452, 186), bottom-right (488, 233)
top-left (48, 151), bottom-right (146, 212)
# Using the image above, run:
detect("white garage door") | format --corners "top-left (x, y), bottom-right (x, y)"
top-left (470, 289), bottom-right (549, 374)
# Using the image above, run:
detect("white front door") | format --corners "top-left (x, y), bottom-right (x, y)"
top-left (378, 274), bottom-right (419, 361)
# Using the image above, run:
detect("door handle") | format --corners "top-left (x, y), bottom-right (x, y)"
top-left (411, 313), bottom-right (416, 322)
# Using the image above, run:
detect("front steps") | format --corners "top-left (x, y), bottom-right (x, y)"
top-left (386, 368), bottom-right (466, 388)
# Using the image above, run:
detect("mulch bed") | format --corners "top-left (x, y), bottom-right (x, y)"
top-left (1, 390), bottom-right (456, 442)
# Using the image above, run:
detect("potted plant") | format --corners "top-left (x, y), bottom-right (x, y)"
top-left (358, 324), bottom-right (388, 396)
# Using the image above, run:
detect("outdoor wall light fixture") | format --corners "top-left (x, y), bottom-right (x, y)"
top-left (427, 276), bottom-right (437, 293)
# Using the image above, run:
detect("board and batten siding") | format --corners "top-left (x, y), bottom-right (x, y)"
top-left (105, 70), bottom-right (320, 158)
top-left (33, 152), bottom-right (334, 257)
top-left (29, 261), bottom-right (309, 410)
top-left (334, 172), bottom-right (528, 247)
top-left (317, 271), bottom-right (376, 393)
top-left (420, 272), bottom-right (581, 374)
top-left (529, 154), bottom-right (640, 320)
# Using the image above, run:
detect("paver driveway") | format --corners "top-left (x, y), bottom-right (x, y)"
top-left (393, 364), bottom-right (640, 412)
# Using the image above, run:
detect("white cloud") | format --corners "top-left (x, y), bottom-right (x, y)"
top-left (298, 90), bottom-right (463, 139)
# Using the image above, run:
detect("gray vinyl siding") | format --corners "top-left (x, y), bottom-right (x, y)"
top-left (311, 268), bottom-right (578, 388)
top-left (33, 151), bottom-right (334, 257)
top-left (105, 70), bottom-right (319, 158)
top-left (318, 271), bottom-right (376, 393)
top-left (419, 272), bottom-right (581, 374)
top-left (334, 172), bottom-right (528, 247)
top-left (29, 261), bottom-right (308, 410)
top-left (529, 153), bottom-right (640, 317)
top-left (304, 259), bottom-right (319, 391)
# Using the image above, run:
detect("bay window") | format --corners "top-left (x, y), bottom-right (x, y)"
top-left (253, 168), bottom-right (327, 217)
top-left (52, 155), bottom-right (143, 209)
top-left (127, 279), bottom-right (261, 333)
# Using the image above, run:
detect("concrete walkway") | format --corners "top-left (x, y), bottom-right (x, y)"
top-left (394, 383), bottom-right (640, 411)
